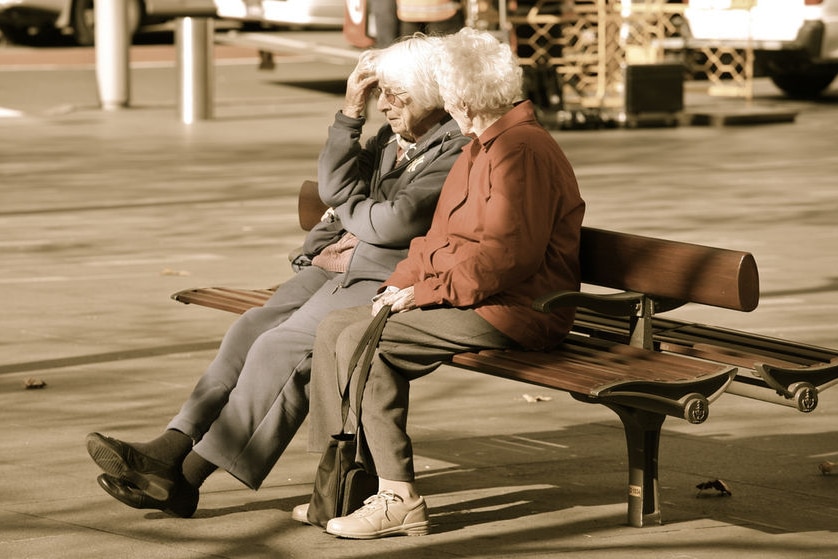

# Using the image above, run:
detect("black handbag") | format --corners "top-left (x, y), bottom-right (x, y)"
top-left (306, 305), bottom-right (390, 528)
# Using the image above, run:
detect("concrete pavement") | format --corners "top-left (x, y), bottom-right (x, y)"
top-left (2, 35), bottom-right (838, 558)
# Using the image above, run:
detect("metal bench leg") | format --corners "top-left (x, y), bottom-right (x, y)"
top-left (605, 404), bottom-right (665, 527)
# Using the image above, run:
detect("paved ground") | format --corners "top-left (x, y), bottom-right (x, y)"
top-left (2, 34), bottom-right (838, 558)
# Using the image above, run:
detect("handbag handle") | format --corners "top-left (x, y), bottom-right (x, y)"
top-left (339, 304), bottom-right (391, 433)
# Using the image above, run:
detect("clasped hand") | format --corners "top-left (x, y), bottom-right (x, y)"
top-left (372, 286), bottom-right (416, 315)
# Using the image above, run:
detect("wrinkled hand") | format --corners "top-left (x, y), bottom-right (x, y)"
top-left (372, 286), bottom-right (416, 315)
top-left (343, 51), bottom-right (379, 119)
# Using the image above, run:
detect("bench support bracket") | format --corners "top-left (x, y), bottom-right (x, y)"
top-left (606, 402), bottom-right (665, 527)
top-left (629, 296), bottom-right (655, 350)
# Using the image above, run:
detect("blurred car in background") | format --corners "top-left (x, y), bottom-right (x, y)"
top-left (0, 0), bottom-right (216, 46)
top-left (683, 0), bottom-right (838, 97)
top-left (213, 0), bottom-right (343, 29)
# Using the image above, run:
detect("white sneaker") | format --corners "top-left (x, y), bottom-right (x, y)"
top-left (325, 490), bottom-right (430, 539)
top-left (291, 503), bottom-right (310, 524)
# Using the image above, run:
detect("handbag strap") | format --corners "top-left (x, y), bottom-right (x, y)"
top-left (339, 304), bottom-right (391, 433)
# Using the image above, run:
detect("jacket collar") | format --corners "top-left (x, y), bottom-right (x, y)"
top-left (475, 100), bottom-right (538, 151)
top-left (413, 113), bottom-right (461, 151)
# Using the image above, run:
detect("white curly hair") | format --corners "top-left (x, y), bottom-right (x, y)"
top-left (433, 28), bottom-right (523, 119)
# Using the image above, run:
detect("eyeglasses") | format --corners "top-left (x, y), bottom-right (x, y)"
top-left (371, 87), bottom-right (407, 107)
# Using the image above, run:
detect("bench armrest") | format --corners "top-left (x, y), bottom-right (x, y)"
top-left (534, 290), bottom-right (687, 317)
top-left (534, 290), bottom-right (642, 316)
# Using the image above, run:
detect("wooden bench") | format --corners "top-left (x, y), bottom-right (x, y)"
top-left (172, 185), bottom-right (770, 528)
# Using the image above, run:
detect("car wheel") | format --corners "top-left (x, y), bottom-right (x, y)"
top-left (71, 0), bottom-right (144, 46)
top-left (770, 65), bottom-right (838, 99)
top-left (1, 23), bottom-right (65, 46)
top-left (0, 24), bottom-right (33, 45)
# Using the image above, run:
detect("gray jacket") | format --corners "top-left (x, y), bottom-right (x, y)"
top-left (303, 110), bottom-right (469, 287)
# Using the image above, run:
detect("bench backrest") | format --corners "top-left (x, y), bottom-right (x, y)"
top-left (580, 227), bottom-right (759, 312)
top-left (299, 180), bottom-right (328, 231)
top-left (296, 182), bottom-right (759, 312)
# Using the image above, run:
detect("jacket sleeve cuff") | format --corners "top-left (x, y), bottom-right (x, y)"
top-left (334, 110), bottom-right (366, 128)
top-left (413, 280), bottom-right (443, 307)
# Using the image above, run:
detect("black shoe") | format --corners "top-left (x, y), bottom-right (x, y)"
top-left (97, 473), bottom-right (199, 518)
top-left (86, 432), bottom-right (178, 501)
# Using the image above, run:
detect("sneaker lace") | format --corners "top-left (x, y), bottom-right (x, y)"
top-left (350, 490), bottom-right (400, 518)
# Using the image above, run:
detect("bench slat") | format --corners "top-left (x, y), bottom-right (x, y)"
top-left (172, 287), bottom-right (274, 314)
top-left (659, 341), bottom-right (804, 370)
top-left (451, 334), bottom-right (735, 423)
top-left (575, 308), bottom-right (838, 370)
top-left (657, 322), bottom-right (838, 366)
top-left (452, 336), bottom-right (733, 394)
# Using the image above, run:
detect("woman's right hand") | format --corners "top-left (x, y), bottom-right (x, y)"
top-left (372, 286), bottom-right (416, 315)
top-left (343, 51), bottom-right (379, 119)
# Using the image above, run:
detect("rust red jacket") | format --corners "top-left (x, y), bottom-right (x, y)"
top-left (384, 101), bottom-right (585, 350)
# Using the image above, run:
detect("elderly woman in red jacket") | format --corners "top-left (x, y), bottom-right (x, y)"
top-left (306, 27), bottom-right (586, 539)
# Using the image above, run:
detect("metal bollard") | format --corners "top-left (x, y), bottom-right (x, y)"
top-left (176, 17), bottom-right (214, 123)
top-left (95, 0), bottom-right (130, 110)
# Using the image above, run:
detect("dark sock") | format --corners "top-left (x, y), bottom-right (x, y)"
top-left (182, 450), bottom-right (217, 488)
top-left (133, 429), bottom-right (193, 465)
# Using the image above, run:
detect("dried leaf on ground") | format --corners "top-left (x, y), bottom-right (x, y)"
top-left (160, 268), bottom-right (191, 276)
top-left (695, 479), bottom-right (732, 497)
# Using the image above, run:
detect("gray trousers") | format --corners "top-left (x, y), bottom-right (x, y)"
top-left (308, 305), bottom-right (515, 482)
top-left (167, 266), bottom-right (379, 489)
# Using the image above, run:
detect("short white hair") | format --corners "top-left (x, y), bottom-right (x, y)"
top-left (372, 34), bottom-right (445, 112)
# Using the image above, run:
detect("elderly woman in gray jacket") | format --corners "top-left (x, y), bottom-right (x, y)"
top-left (84, 34), bottom-right (469, 518)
